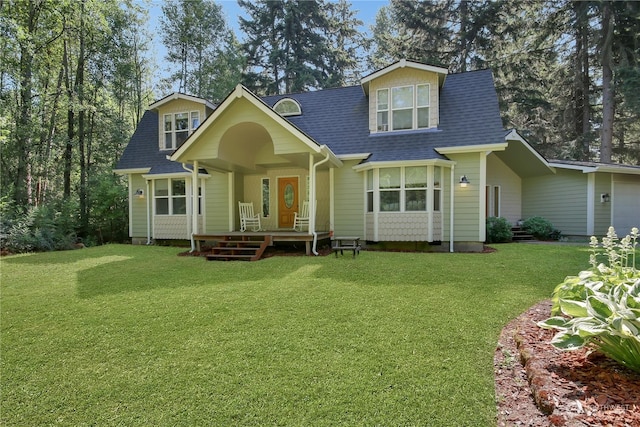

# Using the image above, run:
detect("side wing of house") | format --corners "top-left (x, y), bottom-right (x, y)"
top-left (522, 161), bottom-right (640, 237)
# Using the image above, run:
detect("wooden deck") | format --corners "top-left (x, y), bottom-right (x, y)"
top-left (193, 231), bottom-right (332, 258)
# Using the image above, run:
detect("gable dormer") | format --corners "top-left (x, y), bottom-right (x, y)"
top-left (149, 93), bottom-right (216, 151)
top-left (361, 60), bottom-right (448, 134)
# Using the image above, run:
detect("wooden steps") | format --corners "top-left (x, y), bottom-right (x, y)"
top-left (206, 235), bottom-right (271, 261)
top-left (511, 226), bottom-right (534, 242)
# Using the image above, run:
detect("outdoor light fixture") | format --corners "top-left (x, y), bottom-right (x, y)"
top-left (600, 193), bottom-right (610, 203)
top-left (135, 188), bottom-right (144, 198)
top-left (459, 175), bottom-right (470, 188)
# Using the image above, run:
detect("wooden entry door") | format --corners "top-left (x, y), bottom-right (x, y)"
top-left (278, 177), bottom-right (298, 229)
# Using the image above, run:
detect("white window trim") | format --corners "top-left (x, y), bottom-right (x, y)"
top-left (376, 166), bottom-right (433, 213)
top-left (274, 98), bottom-right (302, 116)
top-left (376, 88), bottom-right (389, 131)
top-left (391, 85), bottom-right (414, 131)
top-left (375, 83), bottom-right (432, 133)
top-left (162, 111), bottom-right (200, 151)
top-left (153, 178), bottom-right (187, 216)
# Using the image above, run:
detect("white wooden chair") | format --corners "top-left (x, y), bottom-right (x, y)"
top-left (293, 200), bottom-right (310, 231)
top-left (239, 202), bottom-right (262, 232)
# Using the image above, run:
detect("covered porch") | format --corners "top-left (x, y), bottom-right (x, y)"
top-left (168, 85), bottom-right (342, 256)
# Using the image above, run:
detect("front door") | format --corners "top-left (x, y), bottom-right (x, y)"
top-left (278, 177), bottom-right (298, 229)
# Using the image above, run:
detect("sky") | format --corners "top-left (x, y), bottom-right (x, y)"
top-left (144, 0), bottom-right (388, 89)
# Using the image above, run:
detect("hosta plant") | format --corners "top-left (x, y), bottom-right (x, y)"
top-left (538, 227), bottom-right (640, 373)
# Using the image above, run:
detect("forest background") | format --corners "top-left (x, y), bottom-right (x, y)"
top-left (1, 0), bottom-right (639, 251)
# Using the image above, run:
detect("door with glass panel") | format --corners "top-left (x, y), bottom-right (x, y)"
top-left (277, 177), bottom-right (298, 229)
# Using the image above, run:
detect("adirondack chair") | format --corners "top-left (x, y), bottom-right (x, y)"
top-left (293, 200), bottom-right (310, 231)
top-left (239, 202), bottom-right (262, 232)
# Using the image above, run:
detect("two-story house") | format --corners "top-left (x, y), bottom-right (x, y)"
top-left (115, 60), bottom-right (640, 254)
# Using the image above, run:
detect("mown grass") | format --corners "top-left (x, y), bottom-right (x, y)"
top-left (1, 243), bottom-right (588, 426)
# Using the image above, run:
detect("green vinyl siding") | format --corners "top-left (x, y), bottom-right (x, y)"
top-left (449, 153), bottom-right (482, 241)
top-left (333, 160), bottom-right (365, 237)
top-left (203, 171), bottom-right (230, 233)
top-left (594, 173), bottom-right (612, 235)
top-left (130, 174), bottom-right (148, 238)
top-left (522, 169), bottom-right (588, 235)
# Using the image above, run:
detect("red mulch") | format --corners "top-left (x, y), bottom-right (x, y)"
top-left (495, 300), bottom-right (640, 426)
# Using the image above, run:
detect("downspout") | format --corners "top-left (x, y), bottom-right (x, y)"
top-left (311, 147), bottom-right (331, 255)
top-left (182, 162), bottom-right (198, 252)
top-left (450, 165), bottom-right (455, 253)
top-left (146, 179), bottom-right (152, 245)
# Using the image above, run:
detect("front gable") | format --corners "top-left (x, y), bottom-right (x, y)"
top-left (361, 60), bottom-right (448, 134)
top-left (150, 93), bottom-right (215, 152)
top-left (170, 85), bottom-right (340, 173)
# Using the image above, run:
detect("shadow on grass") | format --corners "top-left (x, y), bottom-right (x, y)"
top-left (73, 247), bottom-right (298, 299)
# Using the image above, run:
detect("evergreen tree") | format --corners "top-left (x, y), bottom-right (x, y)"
top-left (240, 0), bottom-right (362, 95)
top-left (161, 0), bottom-right (234, 100)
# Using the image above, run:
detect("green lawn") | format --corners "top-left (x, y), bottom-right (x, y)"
top-left (1, 244), bottom-right (588, 426)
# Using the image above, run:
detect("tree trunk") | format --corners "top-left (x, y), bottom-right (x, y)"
top-left (600, 1), bottom-right (614, 163)
top-left (15, 0), bottom-right (39, 208)
top-left (63, 36), bottom-right (74, 199)
top-left (574, 1), bottom-right (591, 161)
top-left (77, 0), bottom-right (88, 237)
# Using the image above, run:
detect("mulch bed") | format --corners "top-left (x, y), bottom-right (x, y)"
top-left (495, 300), bottom-right (640, 426)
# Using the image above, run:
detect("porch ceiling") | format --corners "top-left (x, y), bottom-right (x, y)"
top-left (194, 121), bottom-right (330, 174)
top-left (496, 138), bottom-right (554, 178)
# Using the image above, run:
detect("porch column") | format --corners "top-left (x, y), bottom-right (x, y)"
top-left (308, 153), bottom-right (315, 234)
top-left (192, 160), bottom-right (199, 236)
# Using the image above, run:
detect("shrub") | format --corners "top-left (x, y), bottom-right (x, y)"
top-left (538, 226), bottom-right (640, 373)
top-left (3, 201), bottom-right (78, 253)
top-left (486, 217), bottom-right (513, 243)
top-left (522, 216), bottom-right (560, 240)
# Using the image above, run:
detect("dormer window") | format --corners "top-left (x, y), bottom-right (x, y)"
top-left (274, 98), bottom-right (301, 116)
top-left (376, 84), bottom-right (430, 132)
top-left (163, 111), bottom-right (200, 150)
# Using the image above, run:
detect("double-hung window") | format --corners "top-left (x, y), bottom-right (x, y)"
top-left (154, 178), bottom-right (187, 215)
top-left (163, 111), bottom-right (200, 150)
top-left (376, 167), bottom-right (431, 212)
top-left (376, 89), bottom-right (389, 131)
top-left (376, 84), bottom-right (431, 132)
top-left (405, 166), bottom-right (427, 211)
top-left (379, 168), bottom-right (401, 211)
top-left (392, 86), bottom-right (414, 130)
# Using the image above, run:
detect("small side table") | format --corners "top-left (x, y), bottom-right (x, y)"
top-left (332, 236), bottom-right (361, 258)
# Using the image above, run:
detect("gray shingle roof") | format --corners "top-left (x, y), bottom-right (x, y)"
top-left (117, 69), bottom-right (506, 173)
top-left (264, 69), bottom-right (505, 162)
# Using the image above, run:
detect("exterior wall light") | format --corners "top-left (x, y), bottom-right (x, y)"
top-left (459, 175), bottom-right (470, 188)
top-left (135, 188), bottom-right (145, 198)
top-left (600, 193), bottom-right (610, 203)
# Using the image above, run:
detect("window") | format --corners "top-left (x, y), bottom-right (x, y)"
top-left (262, 178), bottom-right (270, 217)
top-left (376, 89), bottom-right (389, 131)
top-left (274, 98), bottom-right (301, 116)
top-left (371, 166), bottom-right (438, 213)
top-left (366, 170), bottom-right (374, 212)
top-left (433, 166), bottom-right (441, 211)
top-left (392, 86), bottom-right (413, 130)
top-left (417, 84), bottom-right (430, 128)
top-left (376, 84), bottom-right (432, 132)
top-left (405, 166), bottom-right (427, 211)
top-left (154, 178), bottom-right (187, 215)
top-left (163, 111), bottom-right (200, 150)
top-left (486, 185), bottom-right (500, 217)
top-left (379, 167), bottom-right (401, 211)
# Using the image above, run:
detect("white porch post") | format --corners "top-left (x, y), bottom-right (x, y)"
top-left (192, 161), bottom-right (199, 236)
top-left (308, 153), bottom-right (315, 234)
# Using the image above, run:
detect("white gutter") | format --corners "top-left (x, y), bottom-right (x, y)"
top-left (450, 165), bottom-right (455, 253)
top-left (146, 179), bottom-right (152, 245)
top-left (311, 146), bottom-right (332, 255)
